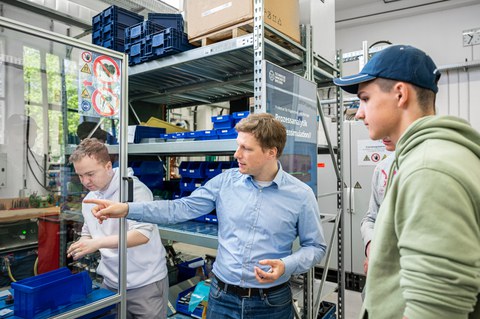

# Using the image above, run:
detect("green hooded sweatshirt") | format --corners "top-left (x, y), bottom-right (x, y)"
top-left (361, 115), bottom-right (480, 319)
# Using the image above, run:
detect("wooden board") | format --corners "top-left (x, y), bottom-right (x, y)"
top-left (188, 18), bottom-right (300, 52)
top-left (0, 206), bottom-right (60, 222)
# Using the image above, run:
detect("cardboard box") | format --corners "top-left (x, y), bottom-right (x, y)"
top-left (185, 0), bottom-right (300, 43)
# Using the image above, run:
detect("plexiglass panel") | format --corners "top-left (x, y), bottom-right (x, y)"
top-left (0, 17), bottom-right (126, 318)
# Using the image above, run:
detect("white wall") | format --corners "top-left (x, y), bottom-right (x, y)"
top-left (336, 3), bottom-right (480, 131)
top-left (299, 0), bottom-right (336, 63)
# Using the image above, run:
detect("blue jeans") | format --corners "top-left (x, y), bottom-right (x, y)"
top-left (206, 277), bottom-right (294, 319)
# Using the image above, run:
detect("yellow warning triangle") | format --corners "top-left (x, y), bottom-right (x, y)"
top-left (354, 182), bottom-right (362, 189)
top-left (81, 63), bottom-right (91, 74)
top-left (363, 155), bottom-right (370, 161)
top-left (382, 154), bottom-right (388, 160)
top-left (81, 88), bottom-right (90, 98)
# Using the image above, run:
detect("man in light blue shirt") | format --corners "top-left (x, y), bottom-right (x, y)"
top-left (86, 113), bottom-right (327, 319)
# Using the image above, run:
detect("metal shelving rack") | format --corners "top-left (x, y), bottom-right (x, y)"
top-left (125, 2), bottom-right (342, 317)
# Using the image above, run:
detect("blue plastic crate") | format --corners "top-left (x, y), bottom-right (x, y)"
top-left (138, 161), bottom-right (164, 175)
top-left (125, 40), bottom-right (144, 64)
top-left (212, 114), bottom-right (234, 129)
top-left (177, 257), bottom-right (205, 283)
top-left (102, 37), bottom-right (125, 52)
top-left (125, 20), bottom-right (165, 42)
top-left (143, 27), bottom-right (194, 60)
top-left (179, 161), bottom-right (189, 177)
top-left (216, 127), bottom-right (238, 139)
top-left (11, 268), bottom-right (92, 319)
top-left (148, 13), bottom-right (185, 32)
top-left (194, 129), bottom-right (218, 140)
top-left (182, 161), bottom-right (207, 178)
top-left (205, 161), bottom-right (232, 178)
top-left (204, 213), bottom-right (218, 224)
top-left (101, 5), bottom-right (143, 27)
top-left (319, 301), bottom-right (336, 319)
top-left (139, 174), bottom-right (163, 189)
top-left (232, 111), bottom-right (250, 124)
top-left (92, 13), bottom-right (102, 29)
top-left (133, 126), bottom-right (166, 143)
top-left (179, 177), bottom-right (204, 192)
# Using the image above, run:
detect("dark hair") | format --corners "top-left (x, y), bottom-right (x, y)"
top-left (69, 138), bottom-right (110, 164)
top-left (376, 78), bottom-right (435, 113)
top-left (235, 113), bottom-right (286, 158)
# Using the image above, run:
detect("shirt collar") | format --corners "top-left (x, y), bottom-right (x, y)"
top-left (244, 161), bottom-right (285, 189)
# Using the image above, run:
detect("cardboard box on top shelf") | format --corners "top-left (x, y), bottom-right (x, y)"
top-left (185, 0), bottom-right (300, 43)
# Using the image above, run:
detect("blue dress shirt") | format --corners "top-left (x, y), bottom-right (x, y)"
top-left (128, 163), bottom-right (326, 288)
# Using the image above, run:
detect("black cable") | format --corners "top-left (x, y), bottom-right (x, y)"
top-left (27, 146), bottom-right (45, 172)
top-left (26, 156), bottom-right (50, 191)
top-left (368, 40), bottom-right (392, 49)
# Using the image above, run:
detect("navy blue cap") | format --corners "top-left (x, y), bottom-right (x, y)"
top-left (334, 45), bottom-right (441, 94)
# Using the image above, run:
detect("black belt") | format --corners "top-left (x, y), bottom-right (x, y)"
top-left (215, 276), bottom-right (289, 298)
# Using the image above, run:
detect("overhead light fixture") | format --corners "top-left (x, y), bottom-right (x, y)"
top-left (383, 0), bottom-right (403, 3)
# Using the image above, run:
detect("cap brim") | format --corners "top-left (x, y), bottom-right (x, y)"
top-left (333, 73), bottom-right (376, 94)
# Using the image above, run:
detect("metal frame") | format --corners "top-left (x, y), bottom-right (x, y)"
top-left (0, 16), bottom-right (129, 319)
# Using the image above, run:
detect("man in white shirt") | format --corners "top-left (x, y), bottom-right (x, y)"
top-left (67, 138), bottom-right (168, 318)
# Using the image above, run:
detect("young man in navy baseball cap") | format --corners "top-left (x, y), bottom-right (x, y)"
top-left (334, 45), bottom-right (480, 319)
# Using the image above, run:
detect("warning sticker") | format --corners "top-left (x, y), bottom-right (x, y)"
top-left (358, 140), bottom-right (391, 167)
top-left (92, 87), bottom-right (119, 117)
top-left (93, 55), bottom-right (120, 83)
top-left (81, 63), bottom-right (91, 74)
top-left (78, 51), bottom-right (122, 118)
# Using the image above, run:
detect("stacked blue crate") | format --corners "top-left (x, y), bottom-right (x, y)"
top-left (147, 13), bottom-right (184, 32)
top-left (92, 5), bottom-right (144, 52)
top-left (142, 27), bottom-right (195, 63)
top-left (124, 20), bottom-right (165, 65)
top-left (232, 111), bottom-right (250, 125)
top-left (135, 161), bottom-right (164, 190)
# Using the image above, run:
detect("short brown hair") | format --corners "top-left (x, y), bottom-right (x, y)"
top-left (376, 78), bottom-right (435, 113)
top-left (235, 113), bottom-right (286, 158)
top-left (69, 138), bottom-right (111, 164)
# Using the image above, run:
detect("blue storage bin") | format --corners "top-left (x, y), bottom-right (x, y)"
top-left (179, 177), bottom-right (204, 192)
top-left (318, 301), bottom-right (336, 319)
top-left (138, 161), bottom-right (163, 174)
top-left (148, 13), bottom-right (185, 32)
top-left (232, 111), bottom-right (250, 124)
top-left (211, 114), bottom-right (234, 129)
top-left (179, 161), bottom-right (189, 177)
top-left (101, 5), bottom-right (143, 27)
top-left (161, 133), bottom-right (178, 141)
top-left (194, 130), bottom-right (218, 140)
top-left (183, 161), bottom-right (207, 178)
top-left (216, 127), bottom-right (238, 139)
top-left (139, 174), bottom-right (163, 189)
top-left (125, 20), bottom-right (165, 42)
top-left (11, 268), bottom-right (92, 319)
top-left (142, 28), bottom-right (194, 60)
top-left (133, 126), bottom-right (166, 143)
top-left (205, 161), bottom-right (232, 178)
top-left (230, 161), bottom-right (239, 168)
top-left (204, 214), bottom-right (218, 224)
top-left (177, 257), bottom-right (205, 283)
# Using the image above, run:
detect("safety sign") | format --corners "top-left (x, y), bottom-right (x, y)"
top-left (78, 51), bottom-right (122, 118)
top-left (357, 140), bottom-right (392, 166)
